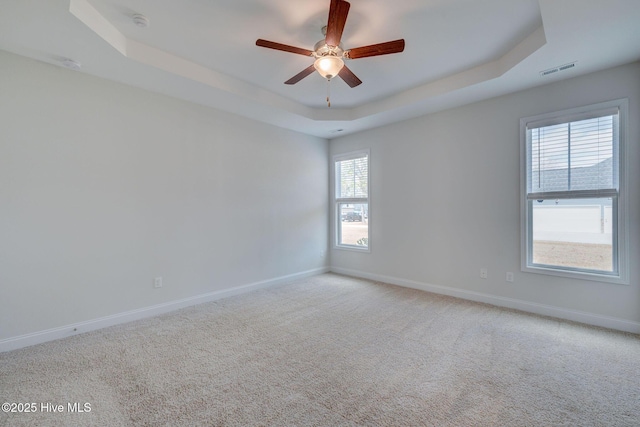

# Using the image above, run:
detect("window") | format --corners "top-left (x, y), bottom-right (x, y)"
top-left (334, 150), bottom-right (369, 250)
top-left (521, 99), bottom-right (627, 283)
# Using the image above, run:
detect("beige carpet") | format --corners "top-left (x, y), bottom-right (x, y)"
top-left (1, 273), bottom-right (639, 426)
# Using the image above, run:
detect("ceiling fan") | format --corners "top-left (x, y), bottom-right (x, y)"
top-left (256, 0), bottom-right (405, 106)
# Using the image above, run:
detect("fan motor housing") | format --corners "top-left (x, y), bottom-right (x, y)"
top-left (313, 40), bottom-right (344, 59)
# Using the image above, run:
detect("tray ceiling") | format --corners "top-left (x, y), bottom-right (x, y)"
top-left (1, 0), bottom-right (639, 138)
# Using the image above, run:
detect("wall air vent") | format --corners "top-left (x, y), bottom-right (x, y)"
top-left (540, 61), bottom-right (576, 77)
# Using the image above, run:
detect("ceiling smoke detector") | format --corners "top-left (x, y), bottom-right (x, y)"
top-left (132, 14), bottom-right (149, 28)
top-left (61, 58), bottom-right (81, 71)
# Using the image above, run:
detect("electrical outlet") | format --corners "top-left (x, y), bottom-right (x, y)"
top-left (480, 268), bottom-right (488, 279)
top-left (506, 272), bottom-right (514, 282)
top-left (154, 276), bottom-right (163, 288)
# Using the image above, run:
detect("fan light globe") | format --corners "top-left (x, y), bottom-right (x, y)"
top-left (314, 56), bottom-right (344, 80)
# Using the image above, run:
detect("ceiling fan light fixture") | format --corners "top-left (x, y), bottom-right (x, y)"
top-left (256, 0), bottom-right (404, 96)
top-left (313, 55), bottom-right (344, 80)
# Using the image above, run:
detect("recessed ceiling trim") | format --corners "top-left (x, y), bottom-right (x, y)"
top-left (69, 0), bottom-right (310, 119)
top-left (69, 0), bottom-right (126, 56)
top-left (68, 0), bottom-right (545, 126)
top-left (125, 39), bottom-right (310, 117)
top-left (349, 25), bottom-right (547, 121)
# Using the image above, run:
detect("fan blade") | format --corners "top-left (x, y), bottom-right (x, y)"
top-left (256, 39), bottom-right (313, 56)
top-left (345, 39), bottom-right (405, 59)
top-left (325, 0), bottom-right (350, 47)
top-left (285, 64), bottom-right (316, 85)
top-left (338, 65), bottom-right (362, 88)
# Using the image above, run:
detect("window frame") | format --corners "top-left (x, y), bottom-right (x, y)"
top-left (520, 99), bottom-right (628, 284)
top-left (333, 149), bottom-right (370, 252)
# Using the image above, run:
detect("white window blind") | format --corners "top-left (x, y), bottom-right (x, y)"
top-left (336, 155), bottom-right (368, 199)
top-left (527, 112), bottom-right (619, 197)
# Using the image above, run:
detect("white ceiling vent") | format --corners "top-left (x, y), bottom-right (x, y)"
top-left (540, 62), bottom-right (576, 77)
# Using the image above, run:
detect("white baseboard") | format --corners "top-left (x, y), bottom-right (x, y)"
top-left (0, 267), bottom-right (329, 353)
top-left (330, 267), bottom-right (640, 334)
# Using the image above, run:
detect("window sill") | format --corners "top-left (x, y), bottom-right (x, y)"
top-left (522, 264), bottom-right (628, 285)
top-left (334, 245), bottom-right (370, 253)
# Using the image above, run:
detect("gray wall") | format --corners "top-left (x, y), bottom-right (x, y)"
top-left (1, 47), bottom-right (638, 346)
top-left (0, 51), bottom-right (329, 342)
top-left (330, 61), bottom-right (640, 328)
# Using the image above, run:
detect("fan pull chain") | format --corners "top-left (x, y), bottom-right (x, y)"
top-left (326, 78), bottom-right (331, 108)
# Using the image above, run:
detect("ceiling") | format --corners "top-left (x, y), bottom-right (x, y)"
top-left (1, 0), bottom-right (639, 139)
